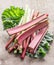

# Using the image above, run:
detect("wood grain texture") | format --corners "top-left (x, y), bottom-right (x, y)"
top-left (0, 0), bottom-right (54, 65)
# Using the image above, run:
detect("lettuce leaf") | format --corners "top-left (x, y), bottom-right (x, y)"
top-left (2, 6), bottom-right (25, 29)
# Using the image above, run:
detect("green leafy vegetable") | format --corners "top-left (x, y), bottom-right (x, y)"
top-left (41, 41), bottom-right (50, 51)
top-left (2, 6), bottom-right (25, 29)
top-left (33, 54), bottom-right (38, 58)
top-left (27, 32), bottom-right (53, 58)
top-left (37, 46), bottom-right (46, 58)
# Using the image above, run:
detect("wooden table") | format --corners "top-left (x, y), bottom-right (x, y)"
top-left (0, 0), bottom-right (54, 65)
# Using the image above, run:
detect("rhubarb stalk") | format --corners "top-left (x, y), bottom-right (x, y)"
top-left (21, 36), bottom-right (30, 59)
top-left (5, 34), bottom-right (16, 49)
top-left (28, 26), bottom-right (48, 53)
top-left (16, 21), bottom-right (48, 45)
top-left (8, 43), bottom-right (18, 53)
top-left (21, 12), bottom-right (39, 59)
top-left (7, 14), bottom-right (48, 35)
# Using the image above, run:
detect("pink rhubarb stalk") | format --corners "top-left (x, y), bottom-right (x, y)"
top-left (30, 11), bottom-right (39, 42)
top-left (28, 26), bottom-right (48, 53)
top-left (8, 44), bottom-right (18, 53)
top-left (5, 34), bottom-right (16, 49)
top-left (7, 14), bottom-right (48, 35)
top-left (21, 36), bottom-right (30, 59)
top-left (21, 12), bottom-right (39, 59)
top-left (16, 21), bottom-right (48, 45)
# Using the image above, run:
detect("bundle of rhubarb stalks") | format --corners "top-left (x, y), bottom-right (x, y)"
top-left (5, 11), bottom-right (53, 59)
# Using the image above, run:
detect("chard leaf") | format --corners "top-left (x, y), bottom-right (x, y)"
top-left (2, 6), bottom-right (25, 29)
top-left (37, 46), bottom-right (46, 58)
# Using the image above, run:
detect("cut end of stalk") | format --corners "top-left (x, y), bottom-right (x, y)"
top-left (8, 47), bottom-right (14, 53)
top-left (46, 14), bottom-right (48, 16)
top-left (14, 50), bottom-right (17, 54)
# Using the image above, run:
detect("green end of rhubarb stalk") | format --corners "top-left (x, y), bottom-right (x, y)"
top-left (17, 45), bottom-right (23, 54)
top-left (14, 39), bottom-right (18, 44)
top-left (14, 49), bottom-right (17, 54)
top-left (19, 49), bottom-right (22, 54)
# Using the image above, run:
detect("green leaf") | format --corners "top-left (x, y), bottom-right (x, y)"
top-left (33, 53), bottom-right (38, 58)
top-left (37, 46), bottom-right (46, 58)
top-left (3, 20), bottom-right (14, 29)
top-left (46, 32), bottom-right (53, 38)
top-left (2, 6), bottom-right (25, 29)
top-left (26, 52), bottom-right (30, 56)
top-left (41, 41), bottom-right (50, 50)
top-left (29, 53), bottom-right (33, 58)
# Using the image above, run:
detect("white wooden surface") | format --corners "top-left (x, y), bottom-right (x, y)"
top-left (0, 0), bottom-right (54, 65)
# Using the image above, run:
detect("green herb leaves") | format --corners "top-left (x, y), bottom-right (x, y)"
top-left (2, 6), bottom-right (25, 29)
top-left (27, 32), bottom-right (53, 58)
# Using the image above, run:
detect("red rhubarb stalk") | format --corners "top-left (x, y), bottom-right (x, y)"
top-left (16, 21), bottom-right (48, 45)
top-left (28, 26), bottom-right (48, 53)
top-left (30, 33), bottom-right (36, 53)
top-left (8, 46), bottom-right (14, 53)
top-left (21, 12), bottom-right (39, 58)
top-left (30, 12), bottom-right (39, 41)
top-left (5, 34), bottom-right (16, 49)
top-left (8, 44), bottom-right (18, 53)
top-left (7, 14), bottom-right (48, 35)
top-left (21, 36), bottom-right (30, 59)
top-left (34, 26), bottom-right (48, 53)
